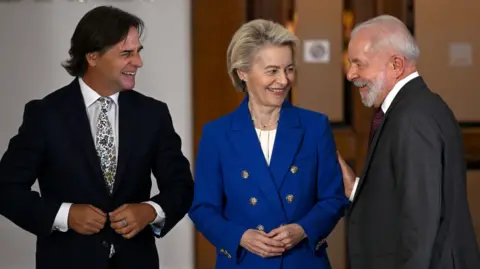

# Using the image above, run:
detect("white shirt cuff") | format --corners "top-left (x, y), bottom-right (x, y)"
top-left (142, 201), bottom-right (166, 227)
top-left (349, 177), bottom-right (360, 202)
top-left (52, 202), bottom-right (72, 232)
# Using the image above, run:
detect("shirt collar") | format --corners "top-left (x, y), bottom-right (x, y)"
top-left (381, 71), bottom-right (419, 113)
top-left (78, 77), bottom-right (119, 108)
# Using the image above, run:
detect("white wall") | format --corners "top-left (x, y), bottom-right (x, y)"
top-left (0, 1), bottom-right (193, 269)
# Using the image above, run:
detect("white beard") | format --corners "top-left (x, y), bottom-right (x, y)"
top-left (360, 70), bottom-right (386, 107)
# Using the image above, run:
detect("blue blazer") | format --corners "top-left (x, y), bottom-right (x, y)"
top-left (189, 97), bottom-right (348, 269)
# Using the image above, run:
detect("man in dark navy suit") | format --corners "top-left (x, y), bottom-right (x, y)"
top-left (0, 6), bottom-right (193, 269)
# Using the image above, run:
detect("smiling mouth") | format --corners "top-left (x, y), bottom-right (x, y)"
top-left (267, 86), bottom-right (288, 93)
top-left (122, 71), bottom-right (136, 76)
top-left (353, 80), bottom-right (368, 88)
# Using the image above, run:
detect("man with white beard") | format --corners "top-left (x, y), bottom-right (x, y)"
top-left (337, 15), bottom-right (480, 269)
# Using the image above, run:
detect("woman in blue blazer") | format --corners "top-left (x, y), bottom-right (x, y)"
top-left (189, 19), bottom-right (348, 269)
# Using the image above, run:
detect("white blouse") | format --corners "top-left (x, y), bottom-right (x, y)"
top-left (255, 128), bottom-right (277, 165)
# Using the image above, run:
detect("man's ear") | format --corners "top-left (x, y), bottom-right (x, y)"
top-left (86, 52), bottom-right (99, 67)
top-left (391, 55), bottom-right (405, 76)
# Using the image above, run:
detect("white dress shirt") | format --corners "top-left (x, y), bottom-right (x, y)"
top-left (255, 128), bottom-right (276, 165)
top-left (349, 71), bottom-right (419, 202)
top-left (52, 78), bottom-right (165, 232)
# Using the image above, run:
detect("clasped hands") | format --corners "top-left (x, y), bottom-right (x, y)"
top-left (67, 203), bottom-right (156, 239)
top-left (240, 224), bottom-right (306, 258)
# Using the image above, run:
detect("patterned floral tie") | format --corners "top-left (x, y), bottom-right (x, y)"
top-left (95, 97), bottom-right (117, 195)
top-left (95, 97), bottom-right (117, 258)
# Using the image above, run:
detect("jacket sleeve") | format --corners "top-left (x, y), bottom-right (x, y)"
top-left (0, 100), bottom-right (62, 237)
top-left (149, 103), bottom-right (194, 237)
top-left (297, 115), bottom-right (349, 253)
top-left (188, 123), bottom-right (248, 264)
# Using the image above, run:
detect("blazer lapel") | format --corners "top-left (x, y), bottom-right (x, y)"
top-left (228, 98), bottom-right (287, 221)
top-left (355, 115), bottom-right (387, 196)
top-left (269, 102), bottom-right (304, 189)
top-left (112, 90), bottom-right (137, 195)
top-left (61, 79), bottom-right (105, 190)
top-left (352, 77), bottom-right (426, 207)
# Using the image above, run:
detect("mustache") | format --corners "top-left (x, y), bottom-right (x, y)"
top-left (352, 80), bottom-right (369, 88)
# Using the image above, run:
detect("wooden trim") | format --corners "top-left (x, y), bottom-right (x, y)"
top-left (192, 1), bottom-right (245, 268)
top-left (333, 128), bottom-right (356, 161)
top-left (463, 127), bottom-right (480, 169)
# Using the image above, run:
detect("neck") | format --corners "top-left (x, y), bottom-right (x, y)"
top-left (248, 100), bottom-right (280, 130)
top-left (396, 65), bottom-right (417, 82)
top-left (375, 66), bottom-right (417, 108)
top-left (82, 73), bottom-right (119, 97)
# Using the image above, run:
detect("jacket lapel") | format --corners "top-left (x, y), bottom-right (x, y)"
top-left (352, 77), bottom-right (426, 207)
top-left (228, 98), bottom-right (287, 221)
top-left (61, 79), bottom-right (105, 191)
top-left (269, 102), bottom-right (304, 189)
top-left (112, 90), bottom-right (137, 195)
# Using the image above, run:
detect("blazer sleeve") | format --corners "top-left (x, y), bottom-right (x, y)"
top-left (394, 115), bottom-right (442, 268)
top-left (297, 115), bottom-right (349, 253)
top-left (0, 100), bottom-right (61, 237)
top-left (149, 103), bottom-right (194, 237)
top-left (188, 123), bottom-right (248, 264)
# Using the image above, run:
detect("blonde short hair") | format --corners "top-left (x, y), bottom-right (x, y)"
top-left (227, 19), bottom-right (298, 92)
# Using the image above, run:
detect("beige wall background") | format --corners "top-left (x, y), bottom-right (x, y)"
top-left (415, 0), bottom-right (480, 122)
top-left (294, 0), bottom-right (344, 122)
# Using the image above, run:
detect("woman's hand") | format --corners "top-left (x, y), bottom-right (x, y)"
top-left (267, 224), bottom-right (306, 250)
top-left (240, 229), bottom-right (285, 258)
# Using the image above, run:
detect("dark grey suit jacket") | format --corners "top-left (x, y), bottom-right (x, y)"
top-left (347, 76), bottom-right (480, 269)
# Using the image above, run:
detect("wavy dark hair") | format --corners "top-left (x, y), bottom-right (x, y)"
top-left (62, 6), bottom-right (144, 77)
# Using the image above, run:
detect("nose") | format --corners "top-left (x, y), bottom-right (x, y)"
top-left (132, 54), bottom-right (143, 68)
top-left (346, 66), bottom-right (357, 81)
top-left (277, 71), bottom-right (288, 84)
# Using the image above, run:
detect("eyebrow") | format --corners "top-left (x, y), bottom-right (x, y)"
top-left (349, 58), bottom-right (365, 65)
top-left (121, 45), bottom-right (144, 54)
top-left (264, 63), bottom-right (294, 69)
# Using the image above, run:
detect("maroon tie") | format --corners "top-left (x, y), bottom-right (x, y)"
top-left (369, 108), bottom-right (384, 142)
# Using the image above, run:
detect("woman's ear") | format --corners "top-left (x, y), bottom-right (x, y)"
top-left (237, 69), bottom-right (247, 82)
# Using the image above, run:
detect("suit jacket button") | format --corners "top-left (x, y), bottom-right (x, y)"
top-left (249, 197), bottom-right (258, 206)
top-left (286, 194), bottom-right (294, 203)
top-left (241, 170), bottom-right (249, 179)
top-left (290, 165), bottom-right (298, 174)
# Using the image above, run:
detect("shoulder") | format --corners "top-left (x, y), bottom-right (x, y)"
top-left (291, 106), bottom-right (331, 132)
top-left (121, 90), bottom-right (172, 119)
top-left (123, 90), bottom-right (167, 107)
top-left (23, 82), bottom-right (74, 115)
top-left (201, 114), bottom-right (231, 135)
top-left (396, 87), bottom-right (454, 129)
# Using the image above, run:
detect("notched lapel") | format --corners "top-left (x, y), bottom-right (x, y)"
top-left (353, 78), bottom-right (421, 206)
top-left (61, 80), bottom-right (105, 191)
top-left (269, 106), bottom-right (304, 189)
top-left (359, 116), bottom-right (387, 182)
top-left (229, 99), bottom-right (287, 221)
top-left (112, 91), bottom-right (137, 195)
